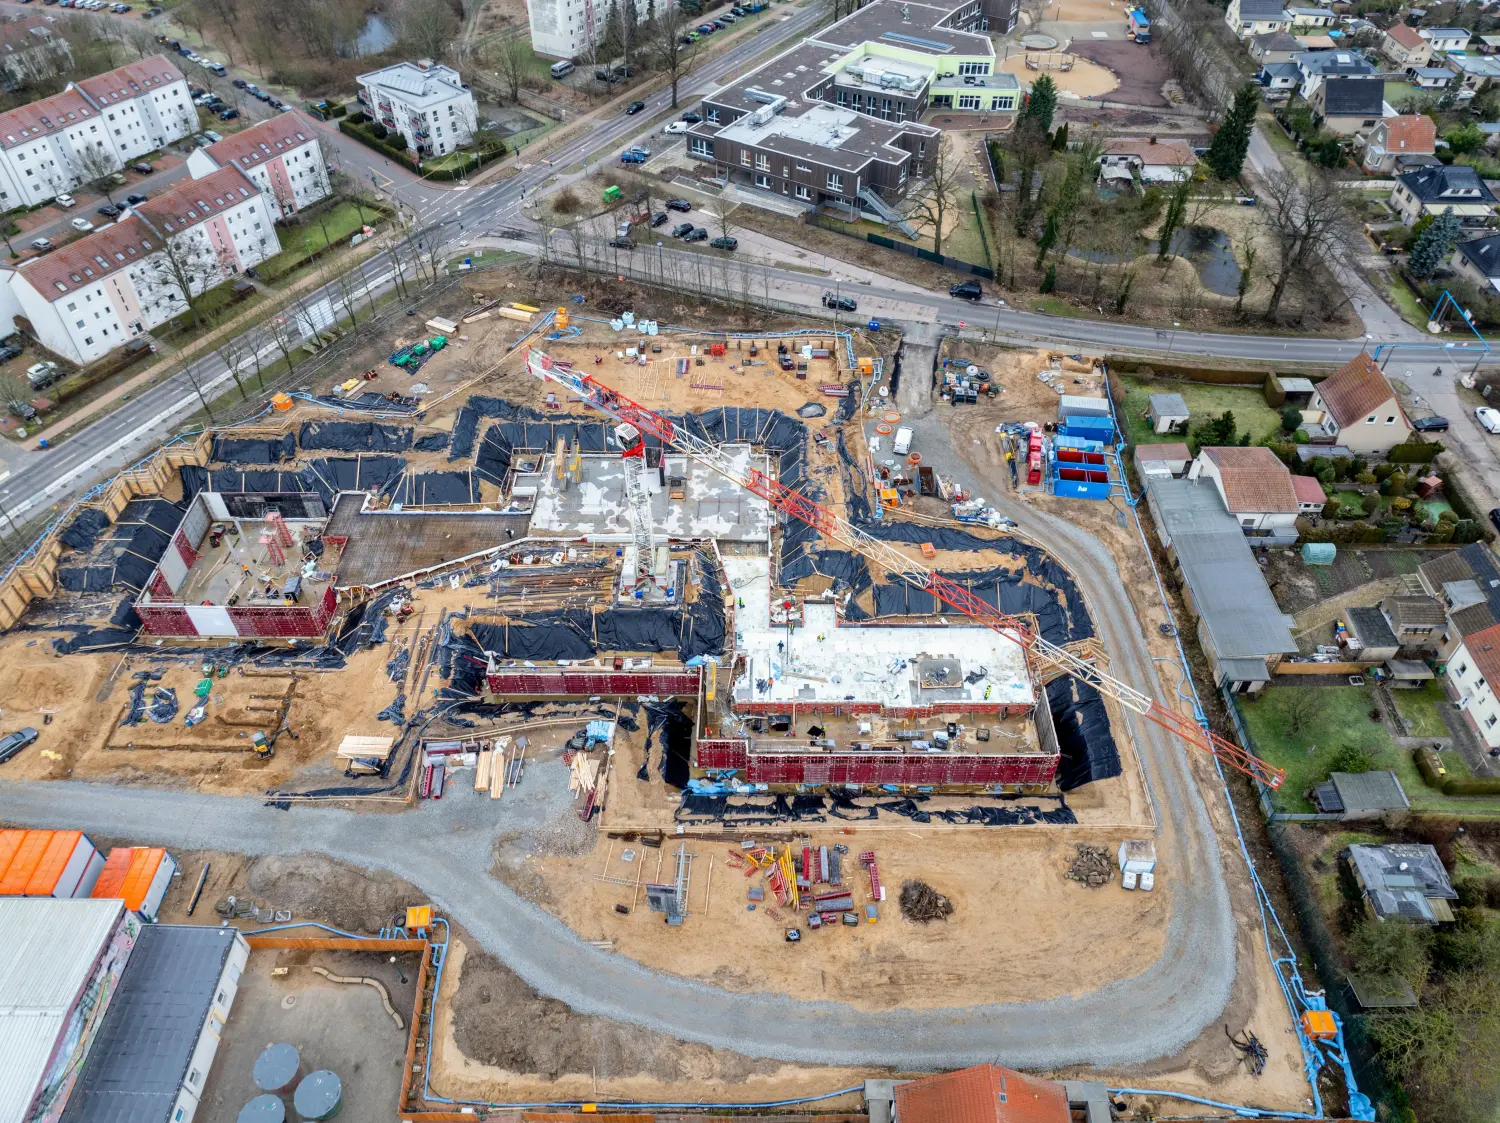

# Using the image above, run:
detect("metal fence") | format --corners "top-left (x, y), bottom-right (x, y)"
top-left (808, 214), bottom-right (995, 279)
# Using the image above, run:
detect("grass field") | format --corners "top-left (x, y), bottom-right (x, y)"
top-left (1391, 680), bottom-right (1451, 739)
top-left (1239, 684), bottom-right (1483, 813)
top-left (258, 203), bottom-right (373, 284)
top-left (1117, 377), bottom-right (1283, 450)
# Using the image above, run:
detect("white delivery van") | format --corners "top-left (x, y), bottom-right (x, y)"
top-left (892, 426), bottom-right (913, 456)
top-left (550, 60), bottom-right (575, 78)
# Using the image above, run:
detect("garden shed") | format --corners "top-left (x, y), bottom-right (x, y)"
top-left (1148, 393), bottom-right (1190, 434)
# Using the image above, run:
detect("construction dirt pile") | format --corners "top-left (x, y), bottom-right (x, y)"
top-left (243, 854), bottom-right (415, 934)
top-left (899, 880), bottom-right (955, 924)
top-left (1066, 844), bottom-right (1115, 888)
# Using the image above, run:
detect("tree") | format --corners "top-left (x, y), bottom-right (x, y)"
top-left (72, 141), bottom-right (123, 204)
top-left (1204, 84), bottom-right (1259, 180)
top-left (1008, 114), bottom-right (1051, 236)
top-left (1189, 409), bottom-right (1239, 451)
top-left (1409, 207), bottom-right (1462, 278)
top-left (1328, 741), bottom-right (1373, 775)
top-left (649, 7), bottom-right (696, 108)
top-left (138, 231), bottom-right (232, 335)
top-left (1258, 169), bottom-right (1354, 323)
top-left (1446, 122), bottom-right (1485, 155)
top-left (1281, 404), bottom-right (1303, 432)
top-left (1235, 237), bottom-right (1257, 317)
top-left (1278, 687), bottom-right (1319, 735)
top-left (1037, 130), bottom-right (1106, 268)
top-left (490, 36), bottom-right (532, 102)
top-left (1040, 262), bottom-right (1056, 292)
top-left (397, 0), bottom-right (455, 59)
top-left (1018, 74), bottom-right (1057, 134)
top-left (1348, 918), bottom-right (1433, 996)
top-left (1156, 173), bottom-right (1192, 263)
top-left (709, 192), bottom-right (736, 240)
top-left (907, 136), bottom-right (961, 257)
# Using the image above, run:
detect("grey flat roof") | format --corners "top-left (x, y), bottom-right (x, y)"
top-left (1331, 769), bottom-right (1409, 812)
top-left (1279, 377), bottom-right (1316, 392)
top-left (60, 925), bottom-right (239, 1123)
top-left (1148, 477), bottom-right (1298, 661)
top-left (813, 0), bottom-right (994, 56)
top-left (1149, 392), bottom-right (1189, 416)
top-left (1348, 605), bottom-right (1398, 649)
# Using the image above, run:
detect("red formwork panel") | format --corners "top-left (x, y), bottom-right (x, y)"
top-left (315, 586), bottom-right (337, 631)
top-left (174, 531), bottom-right (199, 569)
top-left (485, 669), bottom-right (702, 697)
top-left (227, 606), bottom-right (325, 638)
top-left (137, 605), bottom-right (197, 637)
top-left (696, 739), bottom-right (749, 769)
top-left (746, 752), bottom-right (1059, 787)
top-left (736, 701), bottom-right (1034, 720)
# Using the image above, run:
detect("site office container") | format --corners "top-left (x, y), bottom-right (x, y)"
top-left (91, 847), bottom-right (177, 921)
top-left (0, 829), bottom-right (105, 898)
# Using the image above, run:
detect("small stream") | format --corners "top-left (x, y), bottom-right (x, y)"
top-left (1067, 225), bottom-right (1241, 296)
top-left (353, 13), bottom-right (396, 56)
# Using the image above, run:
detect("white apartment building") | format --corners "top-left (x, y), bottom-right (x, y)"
top-left (529, 0), bottom-right (645, 61)
top-left (4, 165), bottom-right (278, 365)
top-left (1446, 622), bottom-right (1500, 748)
top-left (0, 55), bottom-right (192, 209)
top-left (187, 111), bottom-right (329, 216)
top-left (356, 62), bottom-right (476, 159)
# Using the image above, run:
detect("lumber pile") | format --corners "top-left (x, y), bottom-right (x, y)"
top-left (1066, 843), bottom-right (1113, 888)
top-left (899, 880), bottom-right (954, 924)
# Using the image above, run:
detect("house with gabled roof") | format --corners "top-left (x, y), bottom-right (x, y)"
top-left (1227, 0), bottom-right (1292, 38)
top-left (186, 111), bottom-right (330, 217)
top-left (1391, 163), bottom-right (1498, 227)
top-left (1190, 446), bottom-right (1301, 544)
top-left (1382, 22), bottom-right (1433, 68)
top-left (1305, 353), bottom-right (1413, 454)
top-left (1363, 114), bottom-right (1436, 173)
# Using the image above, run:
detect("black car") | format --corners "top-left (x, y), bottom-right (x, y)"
top-left (219, 108), bottom-right (239, 120)
top-left (126, 193), bottom-right (148, 205)
top-left (189, 85), bottom-right (206, 97)
top-left (97, 203), bottom-right (120, 217)
top-left (710, 236), bottom-right (737, 250)
top-left (267, 98), bottom-right (283, 109)
top-left (232, 77), bottom-right (248, 88)
top-left (950, 280), bottom-right (982, 300)
top-left (254, 90), bottom-right (271, 101)
top-left (666, 198), bottom-right (692, 212)
top-left (1413, 415), bottom-right (1450, 432)
top-left (823, 292), bottom-right (857, 311)
top-left (651, 211), bottom-right (668, 226)
top-left (132, 161), bottom-right (152, 174)
top-left (681, 111), bottom-right (703, 123)
top-left (626, 100), bottom-right (646, 115)
top-left (1490, 507), bottom-right (1500, 535)
top-left (609, 237), bottom-right (634, 249)
top-left (684, 227), bottom-right (709, 242)
top-left (671, 222), bottom-right (695, 237)
top-left (0, 341), bottom-right (21, 362)
top-left (0, 727), bottom-right (39, 765)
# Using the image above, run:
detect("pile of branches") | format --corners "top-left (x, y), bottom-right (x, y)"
top-left (1066, 843), bottom-right (1113, 888)
top-left (899, 879), bottom-right (954, 924)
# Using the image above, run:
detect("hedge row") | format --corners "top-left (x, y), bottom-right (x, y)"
top-left (339, 113), bottom-right (503, 183)
top-left (1414, 747), bottom-right (1500, 795)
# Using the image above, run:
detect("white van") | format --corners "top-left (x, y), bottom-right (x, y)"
top-left (550, 60), bottom-right (575, 78)
top-left (892, 426), bottom-right (913, 456)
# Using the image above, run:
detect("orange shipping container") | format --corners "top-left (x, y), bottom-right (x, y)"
top-left (0, 830), bottom-right (51, 895)
top-left (92, 846), bottom-right (176, 920)
top-left (0, 829), bottom-right (104, 898)
top-left (0, 829), bottom-right (25, 882)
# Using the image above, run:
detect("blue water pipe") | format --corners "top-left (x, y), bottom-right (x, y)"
top-left (1104, 370), bottom-right (1373, 1122)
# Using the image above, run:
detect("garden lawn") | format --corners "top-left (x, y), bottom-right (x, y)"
top-left (1391, 680), bottom-right (1449, 739)
top-left (1117, 377), bottom-right (1284, 450)
top-left (257, 203), bottom-right (374, 283)
top-left (1237, 683), bottom-right (1495, 814)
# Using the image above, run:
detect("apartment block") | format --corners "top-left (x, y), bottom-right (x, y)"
top-left (186, 111), bottom-right (329, 216)
top-left (356, 62), bottom-right (476, 159)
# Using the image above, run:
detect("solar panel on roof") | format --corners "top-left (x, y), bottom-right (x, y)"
top-left (880, 31), bottom-right (954, 51)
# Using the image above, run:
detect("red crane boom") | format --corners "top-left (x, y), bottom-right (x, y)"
top-left (523, 347), bottom-right (1285, 789)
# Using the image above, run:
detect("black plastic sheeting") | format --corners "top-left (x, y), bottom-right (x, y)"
top-left (60, 509), bottom-right (111, 551)
top-left (646, 699), bottom-right (693, 788)
top-left (448, 408), bottom-right (480, 460)
top-left (838, 379), bottom-right (861, 421)
top-left (413, 432), bottom-right (451, 453)
top-left (181, 458), bottom-right (406, 505)
top-left (299, 421), bottom-right (414, 453)
top-left (1048, 675), bottom-right (1122, 789)
top-left (389, 470), bottom-right (480, 505)
top-left (211, 433), bottom-right (295, 463)
top-left (311, 392), bottom-right (420, 414)
top-left (677, 791), bottom-right (1073, 826)
top-left (50, 625), bottom-right (140, 654)
top-left (59, 498), bottom-right (183, 594)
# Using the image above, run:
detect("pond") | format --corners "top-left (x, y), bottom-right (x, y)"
top-left (354, 13), bottom-right (396, 56)
top-left (1066, 225), bottom-right (1241, 297)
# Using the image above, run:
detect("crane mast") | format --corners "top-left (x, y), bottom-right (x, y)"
top-left (524, 347), bottom-right (1285, 789)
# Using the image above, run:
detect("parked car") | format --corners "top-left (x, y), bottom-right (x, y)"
top-left (1478, 406), bottom-right (1500, 434)
top-left (950, 280), bottom-right (982, 300)
top-left (203, 130), bottom-right (223, 142)
top-left (710, 236), bottom-right (737, 250)
top-left (666, 198), bottom-right (692, 212)
top-left (1412, 415), bottom-right (1450, 432)
top-left (268, 98), bottom-right (284, 109)
top-left (207, 62), bottom-right (227, 76)
top-left (609, 237), bottom-right (634, 249)
top-left (684, 227), bottom-right (709, 241)
top-left (126, 193), bottom-right (148, 205)
top-left (0, 728), bottom-right (39, 765)
top-left (671, 222), bottom-right (695, 237)
top-left (712, 19), bottom-right (727, 28)
top-left (70, 217), bottom-right (94, 232)
top-left (626, 100), bottom-right (646, 114)
top-left (97, 203), bottom-right (120, 217)
top-left (651, 211), bottom-right (668, 226)
top-left (29, 237), bottom-right (52, 252)
top-left (219, 108), bottom-right (239, 120)
top-left (0, 338), bottom-right (22, 362)
top-left (55, 193), bottom-right (76, 208)
top-left (681, 111), bottom-right (703, 123)
top-left (664, 121), bottom-right (687, 134)
top-left (621, 149), bottom-right (647, 164)
top-left (131, 161), bottom-right (152, 174)
top-left (822, 292), bottom-right (857, 311)
top-left (232, 77), bottom-right (248, 88)
top-left (1490, 507), bottom-right (1500, 535)
top-left (253, 90), bottom-right (271, 101)
top-left (144, 4), bottom-right (162, 13)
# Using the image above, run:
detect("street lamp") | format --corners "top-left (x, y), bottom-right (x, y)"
top-left (1165, 321), bottom-right (1181, 356)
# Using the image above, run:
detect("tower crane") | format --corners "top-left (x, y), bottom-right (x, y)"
top-left (524, 347), bottom-right (1285, 789)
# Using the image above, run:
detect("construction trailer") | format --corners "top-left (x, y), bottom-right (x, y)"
top-left (0, 829), bottom-right (106, 899)
top-left (90, 846), bottom-right (178, 922)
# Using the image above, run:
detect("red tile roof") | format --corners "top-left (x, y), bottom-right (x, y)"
top-left (1105, 137), bottom-right (1197, 166)
top-left (893, 1065), bottom-right (1070, 1123)
top-left (1382, 114), bottom-right (1436, 154)
top-left (1204, 446), bottom-right (1300, 513)
top-left (1465, 621), bottom-right (1500, 689)
top-left (135, 164), bottom-right (258, 236)
top-left (0, 87), bottom-right (97, 150)
top-left (1316, 352), bottom-right (1401, 427)
top-left (73, 54), bottom-right (184, 106)
top-left (14, 214), bottom-right (159, 301)
top-left (1291, 474), bottom-right (1327, 505)
top-left (201, 111), bottom-right (317, 173)
top-left (1387, 23), bottom-right (1424, 48)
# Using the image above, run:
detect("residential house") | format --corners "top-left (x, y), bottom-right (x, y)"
top-left (1147, 392), bottom-right (1189, 433)
top-left (1406, 65), bottom-right (1454, 88)
top-left (1310, 74), bottom-right (1388, 133)
top-left (1390, 163), bottom-right (1498, 227)
top-left (1478, 33), bottom-right (1500, 54)
top-left (1293, 48), bottom-right (1376, 98)
top-left (1417, 543), bottom-right (1500, 661)
top-left (1303, 352), bottom-right (1414, 454)
top-left (1191, 445), bottom-right (1301, 543)
top-left (1451, 233), bottom-right (1500, 294)
top-left (1226, 0), bottom-right (1292, 37)
top-left (1446, 621), bottom-right (1500, 747)
top-left (1098, 137), bottom-right (1198, 184)
top-left (186, 111), bottom-right (329, 217)
top-left (892, 1063), bottom-right (1072, 1123)
top-left (1381, 22), bottom-right (1433, 68)
top-left (1345, 843), bottom-right (1458, 922)
top-left (1250, 30), bottom-right (1303, 63)
top-left (1312, 771), bottom-right (1411, 820)
top-left (1345, 605), bottom-right (1402, 662)
top-left (1291, 474), bottom-right (1327, 513)
top-left (1442, 51), bottom-right (1500, 96)
top-left (356, 61), bottom-right (476, 159)
top-left (0, 55), bottom-right (193, 210)
top-left (1381, 594), bottom-right (1447, 652)
top-left (1144, 474), bottom-right (1299, 692)
top-left (3, 165), bottom-right (278, 365)
top-left (0, 14), bottom-right (73, 91)
top-left (1362, 114), bottom-right (1437, 174)
top-left (1287, 5), bottom-right (1336, 26)
top-left (1419, 26), bottom-right (1471, 53)
top-left (1133, 442), bottom-right (1192, 478)
top-left (1260, 61), bottom-right (1302, 97)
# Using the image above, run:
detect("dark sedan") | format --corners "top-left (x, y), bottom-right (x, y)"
top-left (626, 100), bottom-right (646, 114)
top-left (1412, 416), bottom-right (1450, 433)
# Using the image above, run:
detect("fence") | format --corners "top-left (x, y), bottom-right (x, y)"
top-left (809, 214), bottom-right (995, 279)
top-left (970, 190), bottom-right (993, 272)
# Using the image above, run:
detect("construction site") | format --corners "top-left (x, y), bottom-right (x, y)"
top-left (0, 269), bottom-right (1354, 1122)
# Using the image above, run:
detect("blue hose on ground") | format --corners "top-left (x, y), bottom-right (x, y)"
top-left (1108, 1087), bottom-right (1321, 1119)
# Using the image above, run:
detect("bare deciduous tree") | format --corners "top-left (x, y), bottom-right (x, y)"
top-left (490, 36), bottom-right (533, 102)
top-left (905, 135), bottom-right (961, 256)
top-left (72, 141), bottom-right (123, 203)
top-left (709, 193), bottom-right (737, 240)
top-left (649, 7), bottom-right (696, 108)
top-left (1257, 168), bottom-right (1354, 323)
top-left (397, 0), bottom-right (456, 60)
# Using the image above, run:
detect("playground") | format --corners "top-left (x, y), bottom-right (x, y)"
top-left (999, 50), bottom-right (1120, 99)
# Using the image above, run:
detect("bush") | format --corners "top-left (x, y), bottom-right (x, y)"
top-left (1388, 439), bottom-right (1442, 463)
top-left (1374, 463), bottom-right (1396, 482)
top-left (1281, 405), bottom-right (1303, 432)
top-left (1329, 742), bottom-right (1373, 775)
top-left (1362, 493), bottom-right (1382, 516)
top-left (1415, 746), bottom-right (1445, 787)
top-left (330, 103), bottom-right (347, 119)
top-left (370, 122), bottom-right (388, 139)
top-left (1322, 497), bottom-right (1342, 518)
top-left (1441, 776), bottom-right (1500, 795)
top-left (1355, 470), bottom-right (1377, 485)
top-left (1391, 496), bottom-right (1414, 511)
